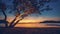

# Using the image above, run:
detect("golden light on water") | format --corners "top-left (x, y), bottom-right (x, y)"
top-left (15, 24), bottom-right (46, 27)
top-left (15, 23), bottom-right (59, 28)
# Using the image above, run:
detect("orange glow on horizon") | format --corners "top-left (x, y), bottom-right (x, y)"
top-left (19, 20), bottom-right (41, 23)
top-left (7, 16), bottom-right (43, 23)
top-left (6, 16), bottom-right (60, 23)
top-left (0, 16), bottom-right (60, 27)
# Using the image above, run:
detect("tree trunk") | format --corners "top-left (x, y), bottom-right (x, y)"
top-left (2, 10), bottom-right (7, 20)
top-left (9, 16), bottom-right (17, 27)
top-left (9, 19), bottom-right (23, 27)
top-left (2, 10), bottom-right (8, 27)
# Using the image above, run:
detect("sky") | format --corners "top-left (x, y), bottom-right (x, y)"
top-left (0, 0), bottom-right (60, 23)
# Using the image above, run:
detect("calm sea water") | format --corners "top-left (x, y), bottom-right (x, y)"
top-left (15, 23), bottom-right (60, 27)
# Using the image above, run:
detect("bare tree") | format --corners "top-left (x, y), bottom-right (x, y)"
top-left (0, 2), bottom-right (8, 27)
top-left (9, 0), bottom-right (52, 27)
top-left (0, 0), bottom-right (52, 28)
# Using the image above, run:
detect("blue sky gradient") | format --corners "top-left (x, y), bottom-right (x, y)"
top-left (0, 0), bottom-right (60, 22)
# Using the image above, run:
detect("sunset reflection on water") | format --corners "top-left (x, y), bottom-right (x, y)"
top-left (15, 23), bottom-right (60, 28)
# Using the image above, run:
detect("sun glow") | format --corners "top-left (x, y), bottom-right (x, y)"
top-left (19, 20), bottom-right (40, 23)
top-left (7, 16), bottom-right (43, 23)
top-left (7, 16), bottom-right (60, 23)
top-left (0, 16), bottom-right (60, 27)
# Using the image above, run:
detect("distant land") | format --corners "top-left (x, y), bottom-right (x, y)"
top-left (17, 21), bottom-right (60, 24)
top-left (40, 21), bottom-right (60, 23)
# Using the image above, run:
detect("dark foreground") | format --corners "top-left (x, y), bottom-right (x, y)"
top-left (0, 27), bottom-right (60, 34)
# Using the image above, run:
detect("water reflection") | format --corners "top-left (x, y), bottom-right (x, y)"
top-left (15, 23), bottom-right (60, 27)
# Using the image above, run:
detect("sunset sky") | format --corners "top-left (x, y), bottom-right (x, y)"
top-left (0, 0), bottom-right (60, 27)
top-left (0, 0), bottom-right (60, 22)
top-left (0, 0), bottom-right (60, 23)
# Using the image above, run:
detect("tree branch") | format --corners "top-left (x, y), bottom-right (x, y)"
top-left (2, 10), bottom-right (7, 20)
top-left (10, 18), bottom-right (23, 27)
top-left (9, 16), bottom-right (17, 27)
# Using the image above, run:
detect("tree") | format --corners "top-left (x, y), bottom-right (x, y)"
top-left (0, 1), bottom-right (8, 27)
top-left (0, 0), bottom-right (52, 28)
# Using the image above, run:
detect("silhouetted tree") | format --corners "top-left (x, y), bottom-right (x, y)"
top-left (0, 0), bottom-right (53, 27)
top-left (9, 0), bottom-right (52, 27)
top-left (0, 1), bottom-right (8, 27)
